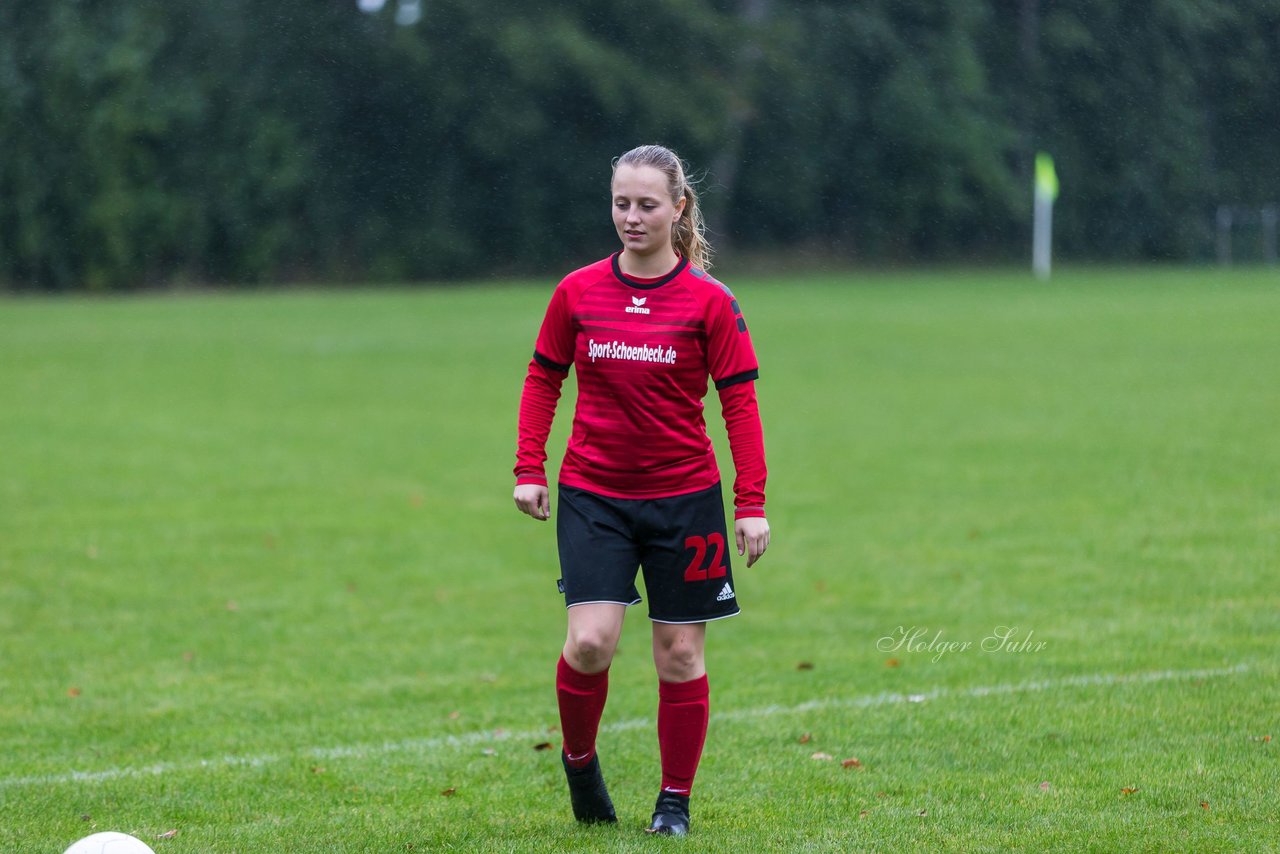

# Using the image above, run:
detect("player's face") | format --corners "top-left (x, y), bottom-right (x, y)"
top-left (611, 164), bottom-right (686, 258)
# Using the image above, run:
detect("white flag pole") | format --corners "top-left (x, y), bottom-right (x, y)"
top-left (1033, 152), bottom-right (1058, 281)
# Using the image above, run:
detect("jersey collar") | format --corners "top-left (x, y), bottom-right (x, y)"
top-left (611, 252), bottom-right (688, 290)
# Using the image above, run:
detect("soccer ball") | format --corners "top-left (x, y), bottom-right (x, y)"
top-left (63, 832), bottom-right (156, 854)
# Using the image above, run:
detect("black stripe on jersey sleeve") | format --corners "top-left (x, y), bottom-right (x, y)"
top-left (714, 368), bottom-right (759, 390)
top-left (533, 350), bottom-right (571, 373)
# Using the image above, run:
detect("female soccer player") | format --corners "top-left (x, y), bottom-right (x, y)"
top-left (512, 144), bottom-right (770, 836)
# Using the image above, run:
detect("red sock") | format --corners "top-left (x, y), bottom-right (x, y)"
top-left (657, 674), bottom-right (710, 795)
top-left (557, 654), bottom-right (609, 768)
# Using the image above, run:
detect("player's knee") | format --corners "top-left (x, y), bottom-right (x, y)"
top-left (566, 631), bottom-right (615, 671)
top-left (654, 637), bottom-right (701, 677)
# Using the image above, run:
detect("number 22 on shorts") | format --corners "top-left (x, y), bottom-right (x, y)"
top-left (683, 533), bottom-right (727, 582)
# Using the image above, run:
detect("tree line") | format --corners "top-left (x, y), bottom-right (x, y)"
top-left (2, 0), bottom-right (1277, 290)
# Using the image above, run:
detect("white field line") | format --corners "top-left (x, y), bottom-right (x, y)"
top-left (0, 663), bottom-right (1248, 789)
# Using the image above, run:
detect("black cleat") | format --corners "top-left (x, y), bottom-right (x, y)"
top-left (645, 790), bottom-right (690, 836)
top-left (562, 752), bottom-right (617, 824)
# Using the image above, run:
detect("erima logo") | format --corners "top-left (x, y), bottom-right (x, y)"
top-left (716, 582), bottom-right (735, 601)
top-left (625, 296), bottom-right (650, 315)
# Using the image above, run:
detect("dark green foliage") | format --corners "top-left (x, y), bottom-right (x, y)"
top-left (1, 0), bottom-right (1276, 288)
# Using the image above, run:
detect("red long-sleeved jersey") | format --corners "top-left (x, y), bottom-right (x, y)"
top-left (514, 253), bottom-right (767, 519)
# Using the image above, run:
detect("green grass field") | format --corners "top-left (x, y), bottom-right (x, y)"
top-left (1, 267), bottom-right (1277, 852)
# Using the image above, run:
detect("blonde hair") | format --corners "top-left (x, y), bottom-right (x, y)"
top-left (613, 144), bottom-right (713, 271)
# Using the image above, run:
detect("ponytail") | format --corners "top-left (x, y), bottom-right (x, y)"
top-left (614, 145), bottom-right (714, 271)
top-left (673, 183), bottom-right (712, 271)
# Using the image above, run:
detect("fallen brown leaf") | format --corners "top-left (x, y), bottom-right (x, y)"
top-left (885, 658), bottom-right (900, 668)
top-left (1121, 787), bottom-right (1139, 796)
top-left (796, 661), bottom-right (814, 671)
top-left (156, 829), bottom-right (179, 839)
top-left (1200, 801), bottom-right (1210, 810)
top-left (311, 766), bottom-right (325, 775)
top-left (841, 757), bottom-right (862, 769)
top-left (448, 711), bottom-right (460, 720)
top-left (440, 787), bottom-right (456, 796)
top-left (1039, 781), bottom-right (1051, 791)
top-left (859, 809), bottom-right (868, 818)
top-left (533, 742), bottom-right (553, 751)
top-left (67, 687), bottom-right (81, 698)
top-left (798, 732), bottom-right (811, 744)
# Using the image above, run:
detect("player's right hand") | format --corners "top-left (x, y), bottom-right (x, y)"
top-left (513, 484), bottom-right (551, 521)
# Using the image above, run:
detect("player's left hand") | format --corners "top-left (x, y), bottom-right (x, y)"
top-left (734, 517), bottom-right (771, 568)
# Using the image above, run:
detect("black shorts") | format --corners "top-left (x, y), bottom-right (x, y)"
top-left (556, 482), bottom-right (741, 624)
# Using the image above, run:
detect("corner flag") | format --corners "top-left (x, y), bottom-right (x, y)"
top-left (1035, 152), bottom-right (1059, 201)
top-left (1033, 152), bottom-right (1057, 279)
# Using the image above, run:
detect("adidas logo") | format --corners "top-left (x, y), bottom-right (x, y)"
top-left (625, 295), bottom-right (651, 315)
top-left (715, 581), bottom-right (735, 601)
